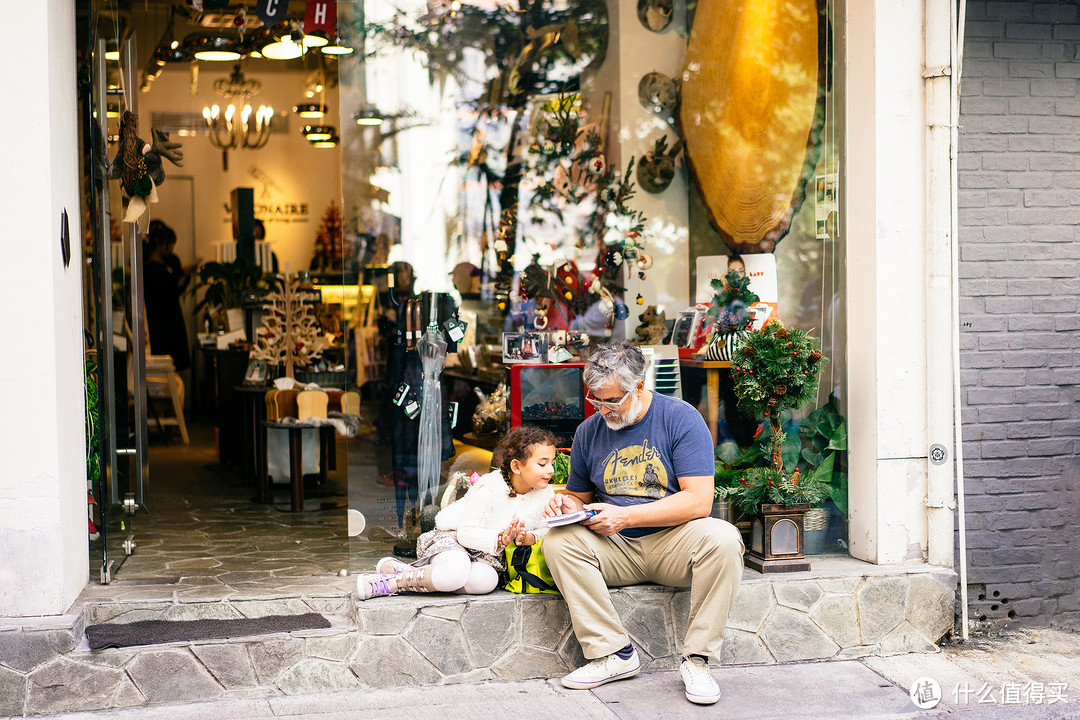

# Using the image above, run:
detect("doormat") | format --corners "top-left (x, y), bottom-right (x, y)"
top-left (86, 612), bottom-right (331, 650)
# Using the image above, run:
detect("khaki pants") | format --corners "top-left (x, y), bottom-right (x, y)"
top-left (544, 517), bottom-right (744, 661)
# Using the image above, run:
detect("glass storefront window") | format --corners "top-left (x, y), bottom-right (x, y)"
top-left (339, 0), bottom-right (847, 563)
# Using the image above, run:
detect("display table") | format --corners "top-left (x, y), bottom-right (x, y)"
top-left (261, 420), bottom-right (336, 512)
top-left (233, 385), bottom-right (271, 501)
top-left (679, 358), bottom-right (731, 445)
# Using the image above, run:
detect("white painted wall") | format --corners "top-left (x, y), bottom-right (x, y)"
top-left (587, 0), bottom-right (690, 324)
top-left (846, 0), bottom-right (936, 564)
top-left (0, 0), bottom-right (88, 616)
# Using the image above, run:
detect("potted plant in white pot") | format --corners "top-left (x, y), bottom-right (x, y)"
top-left (720, 318), bottom-right (829, 572)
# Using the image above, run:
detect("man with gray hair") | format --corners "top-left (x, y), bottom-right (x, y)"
top-left (544, 340), bottom-right (744, 705)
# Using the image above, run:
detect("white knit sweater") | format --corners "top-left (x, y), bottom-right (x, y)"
top-left (434, 470), bottom-right (556, 556)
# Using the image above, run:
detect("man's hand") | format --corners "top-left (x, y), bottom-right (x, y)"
top-left (581, 503), bottom-right (630, 537)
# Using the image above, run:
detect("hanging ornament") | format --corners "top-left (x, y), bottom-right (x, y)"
top-left (305, 0), bottom-right (337, 35)
top-left (586, 154), bottom-right (607, 176)
top-left (598, 288), bottom-right (615, 317)
top-left (256, 0), bottom-right (290, 26)
top-left (637, 252), bottom-right (654, 271)
top-left (611, 251), bottom-right (624, 265)
top-left (638, 271), bottom-right (646, 280)
top-left (636, 293), bottom-right (644, 305)
top-left (615, 303), bottom-right (630, 320)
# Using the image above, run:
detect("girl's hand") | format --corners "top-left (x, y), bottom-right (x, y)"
top-left (497, 518), bottom-right (525, 551)
top-left (514, 525), bottom-right (535, 546)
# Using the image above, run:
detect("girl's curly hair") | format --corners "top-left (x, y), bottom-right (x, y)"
top-left (494, 425), bottom-right (557, 497)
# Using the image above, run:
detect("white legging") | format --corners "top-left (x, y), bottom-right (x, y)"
top-left (426, 549), bottom-right (499, 594)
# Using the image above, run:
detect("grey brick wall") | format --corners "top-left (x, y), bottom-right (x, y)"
top-left (959, 0), bottom-right (1080, 628)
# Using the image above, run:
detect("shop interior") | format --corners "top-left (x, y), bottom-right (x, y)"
top-left (79, 0), bottom-right (847, 586)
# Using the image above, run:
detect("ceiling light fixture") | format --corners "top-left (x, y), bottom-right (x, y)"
top-left (355, 108), bottom-right (383, 126)
top-left (320, 37), bottom-right (354, 55)
top-left (189, 33), bottom-right (243, 62)
top-left (310, 134), bottom-right (340, 148)
top-left (259, 21), bottom-right (309, 60)
top-left (203, 66), bottom-right (271, 150)
top-left (204, 104), bottom-right (274, 150)
top-left (303, 30), bottom-right (329, 49)
top-left (214, 64), bottom-right (261, 99)
top-left (302, 125), bottom-right (335, 141)
top-left (293, 103), bottom-right (327, 118)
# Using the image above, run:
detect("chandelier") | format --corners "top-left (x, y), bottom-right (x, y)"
top-left (203, 65), bottom-right (272, 150)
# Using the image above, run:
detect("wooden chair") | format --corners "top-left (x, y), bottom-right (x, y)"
top-left (262, 388), bottom-right (339, 511)
top-left (144, 355), bottom-right (190, 444)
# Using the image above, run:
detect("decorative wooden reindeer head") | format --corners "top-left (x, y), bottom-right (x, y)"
top-left (636, 135), bottom-right (685, 194)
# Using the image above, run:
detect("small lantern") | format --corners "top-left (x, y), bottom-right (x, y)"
top-left (745, 502), bottom-right (811, 573)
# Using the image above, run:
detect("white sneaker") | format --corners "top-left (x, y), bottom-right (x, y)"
top-left (561, 649), bottom-right (641, 689)
top-left (680, 656), bottom-right (720, 705)
top-left (376, 556), bottom-right (413, 575)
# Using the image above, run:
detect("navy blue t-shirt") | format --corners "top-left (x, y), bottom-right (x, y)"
top-left (567, 392), bottom-right (715, 538)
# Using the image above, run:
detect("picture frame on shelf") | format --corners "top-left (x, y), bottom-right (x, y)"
top-left (243, 358), bottom-right (270, 386)
top-left (502, 332), bottom-right (548, 364)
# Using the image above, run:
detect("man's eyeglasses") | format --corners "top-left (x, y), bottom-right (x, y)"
top-left (586, 389), bottom-right (632, 410)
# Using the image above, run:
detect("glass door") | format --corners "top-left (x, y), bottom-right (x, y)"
top-left (81, 10), bottom-right (148, 583)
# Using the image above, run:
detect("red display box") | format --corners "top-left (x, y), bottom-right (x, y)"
top-left (509, 362), bottom-right (596, 449)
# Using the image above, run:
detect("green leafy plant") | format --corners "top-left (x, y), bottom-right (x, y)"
top-left (189, 259), bottom-right (267, 314)
top-left (708, 270), bottom-right (759, 333)
top-left (551, 451), bottom-right (571, 486)
top-left (798, 394), bottom-right (848, 515)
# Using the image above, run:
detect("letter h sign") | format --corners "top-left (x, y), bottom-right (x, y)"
top-left (305, 0), bottom-right (336, 34)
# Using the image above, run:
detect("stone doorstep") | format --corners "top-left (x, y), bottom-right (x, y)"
top-left (0, 560), bottom-right (958, 717)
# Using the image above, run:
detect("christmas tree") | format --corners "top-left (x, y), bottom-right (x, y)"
top-left (251, 273), bottom-right (331, 379)
top-left (313, 201), bottom-right (343, 271)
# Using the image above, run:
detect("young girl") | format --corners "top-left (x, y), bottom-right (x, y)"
top-left (357, 425), bottom-right (558, 599)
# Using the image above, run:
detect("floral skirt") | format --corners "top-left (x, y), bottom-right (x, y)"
top-left (415, 529), bottom-right (506, 573)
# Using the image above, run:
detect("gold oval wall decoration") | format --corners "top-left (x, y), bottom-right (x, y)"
top-left (680, 0), bottom-right (826, 254)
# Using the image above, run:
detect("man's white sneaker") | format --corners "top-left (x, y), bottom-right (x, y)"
top-left (561, 649), bottom-right (641, 689)
top-left (680, 656), bottom-right (720, 705)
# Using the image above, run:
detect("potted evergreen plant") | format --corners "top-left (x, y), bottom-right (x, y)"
top-left (721, 318), bottom-right (829, 572)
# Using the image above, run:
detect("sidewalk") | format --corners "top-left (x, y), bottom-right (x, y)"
top-left (5, 627), bottom-right (1078, 720)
